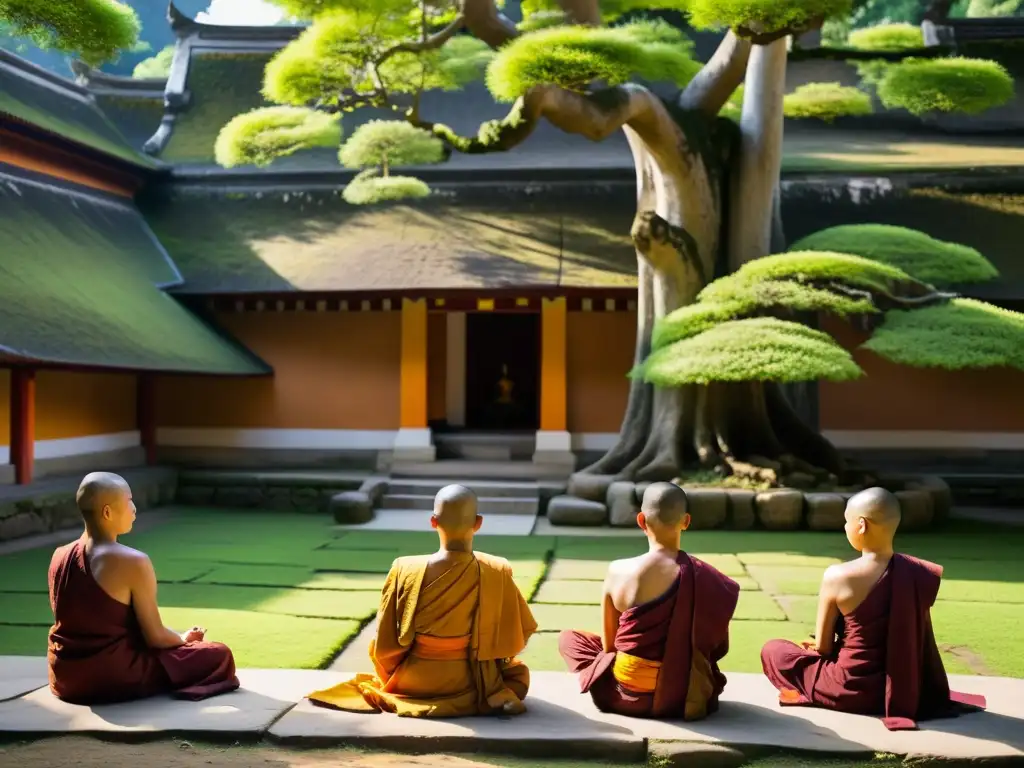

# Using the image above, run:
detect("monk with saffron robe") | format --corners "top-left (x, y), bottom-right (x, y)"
top-left (761, 487), bottom-right (986, 730)
top-left (48, 472), bottom-right (239, 704)
top-left (559, 482), bottom-right (740, 720)
top-left (308, 484), bottom-right (537, 717)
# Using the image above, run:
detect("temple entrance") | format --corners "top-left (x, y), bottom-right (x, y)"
top-left (464, 312), bottom-right (540, 431)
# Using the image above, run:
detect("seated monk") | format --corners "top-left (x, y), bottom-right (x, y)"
top-left (48, 472), bottom-right (239, 705)
top-left (761, 487), bottom-right (986, 730)
top-left (307, 484), bottom-right (537, 717)
top-left (559, 482), bottom-right (740, 720)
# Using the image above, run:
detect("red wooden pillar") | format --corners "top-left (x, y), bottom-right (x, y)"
top-left (137, 374), bottom-right (157, 466)
top-left (10, 368), bottom-right (36, 485)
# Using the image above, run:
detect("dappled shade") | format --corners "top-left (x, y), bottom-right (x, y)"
top-left (637, 317), bottom-right (864, 386)
top-left (863, 298), bottom-right (1024, 371)
top-left (789, 224), bottom-right (999, 287)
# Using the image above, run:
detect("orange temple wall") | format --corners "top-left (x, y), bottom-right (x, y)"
top-left (35, 371), bottom-right (136, 440)
top-left (818, 317), bottom-right (1024, 433)
top-left (155, 311), bottom-right (402, 430)
top-left (566, 310), bottom-right (637, 434)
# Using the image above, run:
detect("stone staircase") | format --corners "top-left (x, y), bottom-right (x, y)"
top-left (343, 477), bottom-right (543, 535)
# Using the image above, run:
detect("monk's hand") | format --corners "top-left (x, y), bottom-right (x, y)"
top-left (181, 626), bottom-right (206, 643)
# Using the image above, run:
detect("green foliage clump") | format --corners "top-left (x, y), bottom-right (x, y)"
top-left (789, 224), bottom-right (999, 287)
top-left (0, 0), bottom-right (140, 65)
top-left (339, 120), bottom-right (444, 173)
top-left (877, 57), bottom-right (1015, 116)
top-left (342, 171), bottom-right (431, 205)
top-left (653, 281), bottom-right (876, 350)
top-left (783, 82), bottom-right (872, 122)
top-left (847, 22), bottom-right (923, 51)
top-left (486, 20), bottom-right (700, 102)
top-left (517, 11), bottom-right (566, 32)
top-left (132, 44), bottom-right (174, 79)
top-left (266, 0), bottom-right (407, 21)
top-left (699, 251), bottom-right (920, 305)
top-left (862, 298), bottom-right (1024, 371)
top-left (637, 317), bottom-right (864, 386)
top-left (434, 36), bottom-right (495, 87)
top-left (686, 0), bottom-right (853, 34)
top-left (214, 106), bottom-right (342, 168)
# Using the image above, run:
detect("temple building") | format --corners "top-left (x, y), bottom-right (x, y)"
top-left (2, 7), bottom-right (1024, 488)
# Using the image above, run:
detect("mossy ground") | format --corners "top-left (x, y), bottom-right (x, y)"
top-left (1, 509), bottom-right (1021, 677)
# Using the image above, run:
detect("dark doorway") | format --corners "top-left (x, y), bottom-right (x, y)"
top-left (465, 312), bottom-right (540, 431)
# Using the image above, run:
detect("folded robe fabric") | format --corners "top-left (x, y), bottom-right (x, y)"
top-left (308, 550), bottom-right (537, 717)
top-left (47, 539), bottom-right (239, 704)
top-left (559, 552), bottom-right (740, 719)
top-left (761, 553), bottom-right (986, 730)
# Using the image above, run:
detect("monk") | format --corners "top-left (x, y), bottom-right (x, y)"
top-left (307, 484), bottom-right (537, 717)
top-left (48, 472), bottom-right (239, 704)
top-left (559, 482), bottom-right (740, 720)
top-left (761, 487), bottom-right (986, 730)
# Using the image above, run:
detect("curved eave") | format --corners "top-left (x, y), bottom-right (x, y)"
top-left (0, 344), bottom-right (272, 378)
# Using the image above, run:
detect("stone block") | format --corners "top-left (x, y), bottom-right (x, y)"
top-left (634, 481), bottom-right (654, 504)
top-left (896, 489), bottom-right (934, 531)
top-left (331, 491), bottom-right (374, 524)
top-left (755, 489), bottom-right (805, 530)
top-left (359, 477), bottom-right (389, 507)
top-left (215, 486), bottom-right (263, 509)
top-left (265, 487), bottom-right (294, 511)
top-left (649, 742), bottom-right (748, 768)
top-left (177, 485), bottom-right (214, 506)
top-left (0, 501), bottom-right (17, 521)
top-left (548, 495), bottom-right (608, 526)
top-left (682, 488), bottom-right (728, 529)
top-left (606, 481), bottom-right (639, 527)
top-left (567, 473), bottom-right (616, 503)
top-left (723, 489), bottom-right (756, 530)
top-left (806, 493), bottom-right (847, 531)
top-left (0, 512), bottom-right (47, 541)
top-left (907, 475), bottom-right (952, 526)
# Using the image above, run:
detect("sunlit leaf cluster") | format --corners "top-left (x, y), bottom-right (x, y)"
top-left (877, 57), bottom-right (1015, 116)
top-left (686, 0), bottom-right (853, 34)
top-left (847, 22), bottom-right (923, 51)
top-left (339, 120), bottom-right (444, 172)
top-left (214, 106), bottom-right (342, 168)
top-left (789, 224), bottom-right (999, 287)
top-left (638, 317), bottom-right (864, 386)
top-left (341, 170), bottom-right (432, 204)
top-left (0, 0), bottom-right (140, 65)
top-left (783, 82), bottom-right (872, 122)
top-left (487, 19), bottom-right (700, 102)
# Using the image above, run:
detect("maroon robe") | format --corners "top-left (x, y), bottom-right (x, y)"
top-left (48, 539), bottom-right (240, 705)
top-left (761, 553), bottom-right (986, 731)
top-left (558, 552), bottom-right (739, 719)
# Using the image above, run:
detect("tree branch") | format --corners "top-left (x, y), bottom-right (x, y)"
top-left (556, 0), bottom-right (602, 25)
top-left (735, 16), bottom-right (824, 45)
top-left (461, 0), bottom-right (518, 48)
top-left (678, 30), bottom-right (752, 117)
top-left (377, 14), bottom-right (466, 65)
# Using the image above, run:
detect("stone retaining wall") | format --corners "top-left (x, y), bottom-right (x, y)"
top-left (0, 467), bottom-right (178, 542)
top-left (174, 470), bottom-right (366, 514)
top-left (549, 475), bottom-right (951, 531)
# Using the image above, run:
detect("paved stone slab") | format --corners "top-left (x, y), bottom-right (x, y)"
top-left (0, 656), bottom-right (48, 701)
top-left (269, 670), bottom-right (644, 760)
top-left (0, 668), bottom-right (322, 736)
top-left (549, 672), bottom-right (1024, 761)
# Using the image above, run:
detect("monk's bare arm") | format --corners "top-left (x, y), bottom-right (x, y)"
top-left (813, 567), bottom-right (840, 656)
top-left (601, 570), bottom-right (622, 653)
top-left (130, 555), bottom-right (186, 649)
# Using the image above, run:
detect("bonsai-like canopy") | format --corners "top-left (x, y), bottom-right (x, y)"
top-left (789, 224), bottom-right (1000, 287)
top-left (3, 0), bottom-right (140, 66)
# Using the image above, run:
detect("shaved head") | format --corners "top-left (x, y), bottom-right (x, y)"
top-left (432, 484), bottom-right (479, 533)
top-left (640, 482), bottom-right (689, 529)
top-left (76, 472), bottom-right (130, 522)
top-left (847, 487), bottom-right (901, 530)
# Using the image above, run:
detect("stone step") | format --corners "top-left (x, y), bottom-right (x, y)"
top-left (380, 494), bottom-right (537, 515)
top-left (387, 478), bottom-right (538, 498)
top-left (433, 432), bottom-right (535, 462)
top-left (391, 460), bottom-right (569, 481)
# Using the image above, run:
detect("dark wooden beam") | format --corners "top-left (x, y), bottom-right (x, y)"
top-left (10, 368), bottom-right (36, 485)
top-left (137, 374), bottom-right (157, 466)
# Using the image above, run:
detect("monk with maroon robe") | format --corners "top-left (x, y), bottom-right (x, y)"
top-left (559, 482), bottom-right (740, 719)
top-left (48, 472), bottom-right (239, 704)
top-left (761, 487), bottom-right (986, 731)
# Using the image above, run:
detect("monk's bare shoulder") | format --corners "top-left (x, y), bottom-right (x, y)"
top-left (604, 555), bottom-right (643, 584)
top-left (474, 551), bottom-right (511, 570)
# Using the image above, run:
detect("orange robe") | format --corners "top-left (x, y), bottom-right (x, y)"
top-left (308, 551), bottom-right (537, 717)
